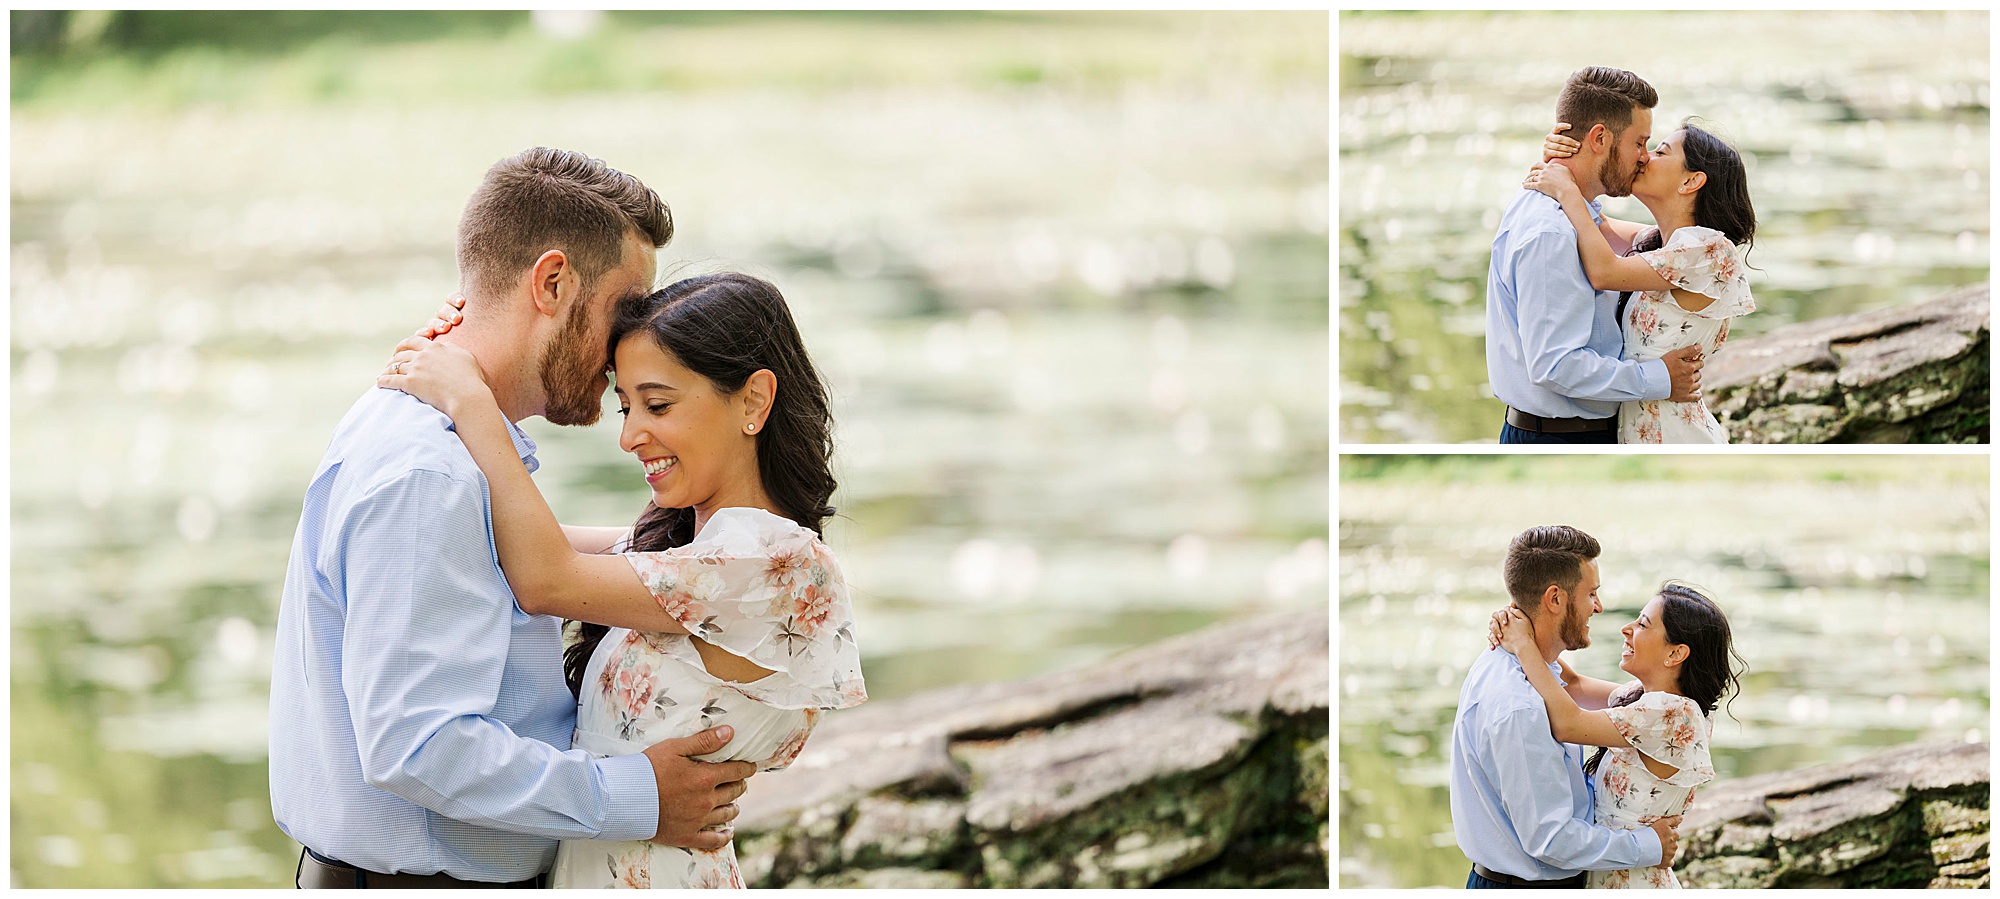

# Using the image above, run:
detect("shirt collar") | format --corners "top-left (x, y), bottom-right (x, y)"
top-left (447, 417), bottom-right (540, 475)
top-left (1528, 189), bottom-right (1605, 227)
top-left (1496, 646), bottom-right (1569, 686)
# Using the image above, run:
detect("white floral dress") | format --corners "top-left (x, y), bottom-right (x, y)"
top-left (1618, 225), bottom-right (1755, 444)
top-left (549, 507), bottom-right (867, 889)
top-left (1587, 681), bottom-right (1715, 889)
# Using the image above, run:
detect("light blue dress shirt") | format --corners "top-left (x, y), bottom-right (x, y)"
top-left (270, 388), bottom-right (658, 881)
top-left (1486, 189), bottom-right (1670, 419)
top-left (1450, 647), bottom-right (1662, 880)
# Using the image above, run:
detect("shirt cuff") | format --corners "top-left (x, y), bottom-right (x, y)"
top-left (1638, 823), bottom-right (1664, 867)
top-left (594, 752), bottom-right (659, 842)
top-left (1639, 357), bottom-right (1671, 401)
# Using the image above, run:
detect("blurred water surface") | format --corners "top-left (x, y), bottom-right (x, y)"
top-left (1339, 11), bottom-right (1990, 442)
top-left (1337, 455), bottom-right (1989, 888)
top-left (10, 12), bottom-right (1330, 887)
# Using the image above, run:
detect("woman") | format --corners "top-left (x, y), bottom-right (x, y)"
top-left (1526, 121), bottom-right (1758, 443)
top-left (381, 273), bottom-right (866, 888)
top-left (1489, 584), bottom-right (1744, 889)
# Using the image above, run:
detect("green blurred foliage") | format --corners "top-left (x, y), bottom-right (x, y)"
top-left (11, 10), bottom-right (518, 56)
top-left (11, 10), bottom-right (1329, 109)
top-left (10, 10), bottom-right (1079, 58)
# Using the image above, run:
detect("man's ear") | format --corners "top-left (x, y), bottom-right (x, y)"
top-left (1541, 583), bottom-right (1565, 618)
top-left (527, 249), bottom-right (573, 319)
top-left (1586, 123), bottom-right (1612, 153)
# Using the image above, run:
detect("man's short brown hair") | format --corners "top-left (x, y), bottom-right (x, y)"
top-left (1505, 525), bottom-right (1602, 610)
top-left (1555, 66), bottom-right (1658, 143)
top-left (456, 147), bottom-right (673, 297)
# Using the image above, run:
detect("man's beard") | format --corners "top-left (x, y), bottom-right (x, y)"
top-left (539, 292), bottom-right (606, 427)
top-left (1598, 144), bottom-right (1639, 198)
top-left (1559, 600), bottom-right (1592, 651)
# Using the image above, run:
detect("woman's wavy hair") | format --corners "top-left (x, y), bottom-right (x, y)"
top-left (1584, 581), bottom-right (1746, 778)
top-left (1654, 581), bottom-right (1745, 719)
top-left (563, 272), bottom-right (837, 698)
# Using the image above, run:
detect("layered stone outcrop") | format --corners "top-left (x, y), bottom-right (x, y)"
top-left (1677, 741), bottom-right (1990, 888)
top-left (730, 610), bottom-right (1330, 888)
top-left (1709, 283), bottom-right (1989, 443)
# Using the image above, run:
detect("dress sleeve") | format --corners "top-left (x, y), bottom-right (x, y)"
top-left (1603, 692), bottom-right (1714, 788)
top-left (623, 508), bottom-right (866, 711)
top-left (1636, 225), bottom-right (1755, 319)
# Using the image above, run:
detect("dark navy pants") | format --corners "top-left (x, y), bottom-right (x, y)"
top-left (1498, 422), bottom-right (1617, 444)
top-left (1466, 866), bottom-right (1586, 889)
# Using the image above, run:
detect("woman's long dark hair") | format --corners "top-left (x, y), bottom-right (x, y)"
top-left (1583, 582), bottom-right (1745, 778)
top-left (1676, 120), bottom-right (1756, 254)
top-left (1619, 120), bottom-right (1758, 308)
top-left (563, 273), bottom-right (837, 698)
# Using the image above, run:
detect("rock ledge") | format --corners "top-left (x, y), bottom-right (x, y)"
top-left (732, 610), bottom-right (1330, 888)
top-left (1678, 741), bottom-right (1990, 888)
top-left (1708, 283), bottom-right (1989, 443)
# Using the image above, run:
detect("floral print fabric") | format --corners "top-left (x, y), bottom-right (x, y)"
top-left (548, 507), bottom-right (864, 889)
top-left (1585, 681), bottom-right (1715, 890)
top-left (1618, 225), bottom-right (1755, 445)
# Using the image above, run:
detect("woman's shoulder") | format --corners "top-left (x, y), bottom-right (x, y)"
top-left (1666, 224), bottom-right (1735, 251)
top-left (691, 507), bottom-right (827, 555)
top-left (1630, 689), bottom-right (1706, 721)
top-left (1649, 226), bottom-right (1753, 317)
top-left (1618, 691), bottom-right (1716, 786)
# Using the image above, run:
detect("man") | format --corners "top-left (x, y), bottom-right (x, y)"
top-left (1486, 66), bottom-right (1705, 444)
top-left (1449, 525), bottom-right (1680, 888)
top-left (270, 148), bottom-right (755, 887)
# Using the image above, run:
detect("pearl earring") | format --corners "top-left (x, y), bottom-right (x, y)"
top-left (746, 423), bottom-right (757, 433)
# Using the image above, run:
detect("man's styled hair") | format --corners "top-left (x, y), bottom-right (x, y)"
top-left (456, 147), bottom-right (674, 297)
top-left (1504, 525), bottom-right (1602, 611)
top-left (1555, 66), bottom-right (1658, 143)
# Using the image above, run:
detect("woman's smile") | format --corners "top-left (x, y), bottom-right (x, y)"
top-left (641, 455), bottom-right (677, 483)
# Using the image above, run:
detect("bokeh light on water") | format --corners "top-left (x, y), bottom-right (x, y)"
top-left (1339, 10), bottom-right (1989, 442)
top-left (1337, 455), bottom-right (1989, 888)
top-left (9, 12), bottom-right (1329, 887)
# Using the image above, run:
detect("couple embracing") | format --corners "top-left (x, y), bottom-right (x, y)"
top-left (1451, 526), bottom-right (1746, 889)
top-left (1487, 66), bottom-right (1759, 444)
top-left (270, 148), bottom-right (865, 888)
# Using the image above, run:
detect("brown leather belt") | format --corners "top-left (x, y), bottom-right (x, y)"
top-left (1473, 863), bottom-right (1587, 888)
top-left (296, 847), bottom-right (545, 889)
top-left (1506, 407), bottom-right (1616, 434)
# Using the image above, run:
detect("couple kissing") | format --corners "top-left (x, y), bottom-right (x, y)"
top-left (1487, 66), bottom-right (1759, 444)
